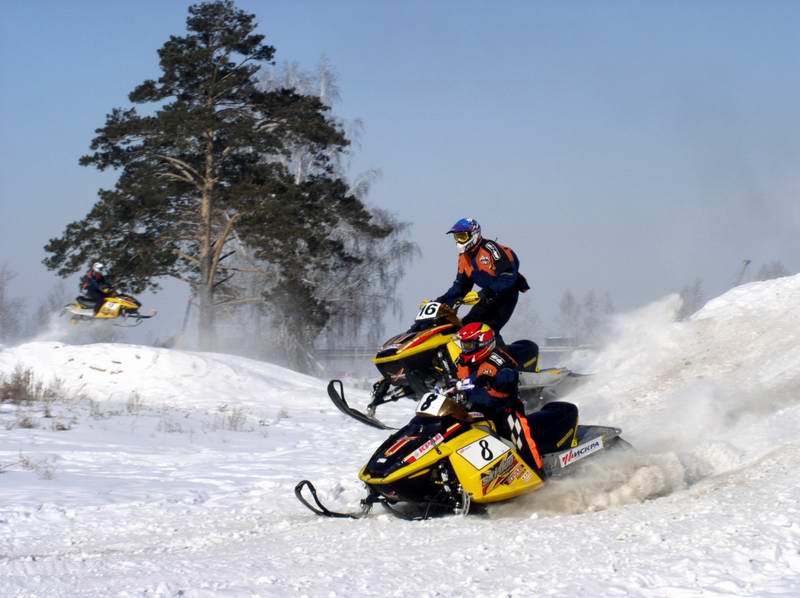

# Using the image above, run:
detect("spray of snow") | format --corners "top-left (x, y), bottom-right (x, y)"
top-left (506, 275), bottom-right (800, 516)
top-left (26, 312), bottom-right (75, 343)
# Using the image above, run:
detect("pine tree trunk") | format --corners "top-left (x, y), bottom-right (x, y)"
top-left (197, 129), bottom-right (216, 350)
top-left (197, 278), bottom-right (215, 350)
top-left (197, 200), bottom-right (215, 349)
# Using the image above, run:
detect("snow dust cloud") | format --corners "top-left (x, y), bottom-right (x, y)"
top-left (495, 276), bottom-right (800, 517)
top-left (22, 312), bottom-right (121, 346)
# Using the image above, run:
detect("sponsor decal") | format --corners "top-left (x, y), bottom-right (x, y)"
top-left (559, 437), bottom-right (604, 468)
top-left (385, 436), bottom-right (414, 457)
top-left (503, 463), bottom-right (525, 485)
top-left (521, 470), bottom-right (533, 482)
top-left (489, 353), bottom-right (504, 367)
top-left (479, 255), bottom-right (491, 265)
top-left (485, 242), bottom-right (502, 261)
top-left (403, 433), bottom-right (444, 464)
top-left (480, 453), bottom-right (517, 494)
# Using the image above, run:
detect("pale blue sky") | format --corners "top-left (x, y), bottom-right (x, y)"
top-left (2, 1), bottom-right (799, 340)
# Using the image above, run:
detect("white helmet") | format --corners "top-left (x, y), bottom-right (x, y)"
top-left (92, 262), bottom-right (106, 275)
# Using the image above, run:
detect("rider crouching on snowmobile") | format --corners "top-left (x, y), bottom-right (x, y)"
top-left (452, 322), bottom-right (578, 473)
top-left (436, 218), bottom-right (529, 343)
top-left (81, 262), bottom-right (113, 314)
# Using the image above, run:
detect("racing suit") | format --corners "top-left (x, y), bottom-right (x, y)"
top-left (437, 238), bottom-right (530, 337)
top-left (457, 347), bottom-right (578, 473)
top-left (81, 271), bottom-right (112, 314)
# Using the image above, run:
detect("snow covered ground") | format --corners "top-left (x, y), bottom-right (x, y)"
top-left (2, 275), bottom-right (800, 597)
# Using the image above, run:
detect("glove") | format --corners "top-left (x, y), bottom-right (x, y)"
top-left (462, 290), bottom-right (480, 305)
top-left (494, 368), bottom-right (518, 390)
top-left (455, 378), bottom-right (475, 392)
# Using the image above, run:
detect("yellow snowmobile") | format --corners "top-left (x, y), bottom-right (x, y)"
top-left (64, 292), bottom-right (156, 327)
top-left (328, 300), bottom-right (584, 429)
top-left (297, 389), bottom-right (627, 519)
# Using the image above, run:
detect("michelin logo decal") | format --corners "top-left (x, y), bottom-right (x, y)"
top-left (558, 437), bottom-right (604, 468)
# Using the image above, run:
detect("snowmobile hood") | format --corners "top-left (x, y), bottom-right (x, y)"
top-left (373, 324), bottom-right (457, 364)
top-left (360, 417), bottom-right (469, 483)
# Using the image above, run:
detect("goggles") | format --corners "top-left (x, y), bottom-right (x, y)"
top-left (458, 339), bottom-right (481, 353)
top-left (453, 231), bottom-right (471, 243)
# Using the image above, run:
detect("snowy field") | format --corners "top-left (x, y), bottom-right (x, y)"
top-left (2, 276), bottom-right (800, 597)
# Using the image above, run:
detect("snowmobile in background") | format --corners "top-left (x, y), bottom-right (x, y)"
top-left (297, 390), bottom-right (627, 520)
top-left (328, 300), bottom-right (586, 429)
top-left (64, 292), bottom-right (156, 327)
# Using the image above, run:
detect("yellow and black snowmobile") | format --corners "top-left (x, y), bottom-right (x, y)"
top-left (297, 390), bottom-right (627, 520)
top-left (64, 292), bottom-right (156, 327)
top-left (328, 300), bottom-right (584, 429)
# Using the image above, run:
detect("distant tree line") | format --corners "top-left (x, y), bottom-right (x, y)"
top-left (555, 290), bottom-right (616, 344)
top-left (505, 289), bottom-right (616, 347)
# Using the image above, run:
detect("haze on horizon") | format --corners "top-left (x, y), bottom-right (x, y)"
top-left (1, 1), bottom-right (798, 345)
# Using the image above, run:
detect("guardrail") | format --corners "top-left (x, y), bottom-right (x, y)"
top-left (315, 345), bottom-right (593, 360)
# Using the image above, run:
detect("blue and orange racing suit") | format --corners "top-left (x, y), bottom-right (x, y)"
top-left (437, 238), bottom-right (530, 335)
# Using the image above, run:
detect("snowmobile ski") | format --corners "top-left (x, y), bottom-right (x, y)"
top-left (327, 379), bottom-right (396, 430)
top-left (294, 479), bottom-right (458, 521)
top-left (112, 310), bottom-right (158, 328)
top-left (294, 480), bottom-right (374, 519)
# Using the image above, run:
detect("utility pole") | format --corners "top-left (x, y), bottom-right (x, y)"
top-left (734, 259), bottom-right (751, 286)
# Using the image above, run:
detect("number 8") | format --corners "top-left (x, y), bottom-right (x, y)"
top-left (479, 439), bottom-right (494, 461)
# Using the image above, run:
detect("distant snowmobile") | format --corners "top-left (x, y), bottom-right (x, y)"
top-left (298, 389), bottom-right (629, 520)
top-left (64, 292), bottom-right (156, 327)
top-left (328, 300), bottom-right (587, 429)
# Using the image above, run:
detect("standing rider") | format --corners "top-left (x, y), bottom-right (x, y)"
top-left (452, 322), bottom-right (578, 473)
top-left (436, 218), bottom-right (529, 341)
top-left (81, 262), bottom-right (113, 314)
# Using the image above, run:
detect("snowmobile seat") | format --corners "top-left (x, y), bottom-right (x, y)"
top-left (527, 402), bottom-right (578, 453)
top-left (505, 340), bottom-right (539, 372)
top-left (76, 296), bottom-right (95, 308)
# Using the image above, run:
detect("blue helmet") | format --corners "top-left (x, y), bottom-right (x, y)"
top-left (447, 218), bottom-right (481, 253)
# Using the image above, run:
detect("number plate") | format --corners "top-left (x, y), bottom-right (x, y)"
top-left (415, 301), bottom-right (442, 321)
top-left (416, 393), bottom-right (446, 416)
top-left (457, 436), bottom-right (511, 470)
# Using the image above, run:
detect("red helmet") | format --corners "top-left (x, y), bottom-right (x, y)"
top-left (456, 322), bottom-right (496, 364)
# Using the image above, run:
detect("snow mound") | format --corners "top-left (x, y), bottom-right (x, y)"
top-left (0, 342), bottom-right (324, 414)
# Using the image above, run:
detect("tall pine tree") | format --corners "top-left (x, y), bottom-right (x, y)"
top-left (44, 1), bottom-right (391, 349)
